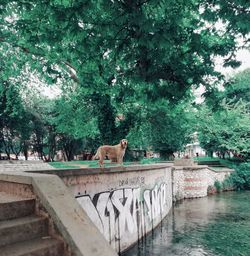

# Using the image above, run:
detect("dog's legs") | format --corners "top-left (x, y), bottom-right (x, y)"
top-left (117, 156), bottom-right (123, 165)
top-left (110, 158), bottom-right (117, 163)
top-left (99, 154), bottom-right (104, 167)
top-left (92, 154), bottom-right (98, 160)
top-left (92, 148), bottom-right (100, 160)
top-left (92, 148), bottom-right (104, 167)
top-left (99, 159), bottom-right (104, 167)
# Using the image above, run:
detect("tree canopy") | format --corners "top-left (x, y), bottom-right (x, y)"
top-left (0, 0), bottom-right (249, 160)
top-left (197, 69), bottom-right (250, 160)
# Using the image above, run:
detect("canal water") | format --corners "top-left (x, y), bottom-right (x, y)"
top-left (122, 191), bottom-right (250, 256)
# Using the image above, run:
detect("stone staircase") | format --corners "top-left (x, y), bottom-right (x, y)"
top-left (0, 192), bottom-right (64, 256)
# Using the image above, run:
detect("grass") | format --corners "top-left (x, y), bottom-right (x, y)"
top-left (192, 156), bottom-right (243, 170)
top-left (48, 160), bottom-right (137, 169)
top-left (48, 160), bottom-right (99, 169)
top-left (48, 162), bottom-right (79, 169)
top-left (139, 158), bottom-right (161, 164)
top-left (48, 157), bottom-right (244, 170)
top-left (192, 156), bottom-right (220, 162)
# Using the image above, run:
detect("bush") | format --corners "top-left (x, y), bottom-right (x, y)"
top-left (125, 149), bottom-right (145, 162)
top-left (223, 162), bottom-right (250, 190)
top-left (140, 158), bottom-right (160, 164)
top-left (214, 180), bottom-right (222, 192)
top-left (222, 175), bottom-right (235, 191)
top-left (207, 185), bottom-right (217, 195)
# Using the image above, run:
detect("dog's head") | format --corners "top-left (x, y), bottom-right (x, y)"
top-left (120, 139), bottom-right (128, 149)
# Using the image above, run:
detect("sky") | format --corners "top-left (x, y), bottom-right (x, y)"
top-left (215, 48), bottom-right (250, 77)
top-left (194, 48), bottom-right (250, 103)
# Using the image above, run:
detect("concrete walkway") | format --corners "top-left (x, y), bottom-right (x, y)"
top-left (0, 160), bottom-right (55, 172)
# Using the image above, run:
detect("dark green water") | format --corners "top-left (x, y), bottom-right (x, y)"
top-left (123, 191), bottom-right (250, 256)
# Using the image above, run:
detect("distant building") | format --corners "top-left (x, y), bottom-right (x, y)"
top-left (184, 132), bottom-right (206, 158)
top-left (185, 142), bottom-right (206, 158)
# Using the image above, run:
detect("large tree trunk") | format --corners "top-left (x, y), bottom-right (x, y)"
top-left (63, 146), bottom-right (74, 161)
top-left (3, 140), bottom-right (11, 160)
top-left (61, 138), bottom-right (76, 161)
top-left (23, 141), bottom-right (29, 160)
top-left (92, 93), bottom-right (117, 145)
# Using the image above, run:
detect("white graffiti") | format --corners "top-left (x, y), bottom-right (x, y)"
top-left (144, 183), bottom-right (171, 222)
top-left (76, 183), bottom-right (172, 247)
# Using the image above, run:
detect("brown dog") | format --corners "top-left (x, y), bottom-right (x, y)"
top-left (92, 139), bottom-right (128, 167)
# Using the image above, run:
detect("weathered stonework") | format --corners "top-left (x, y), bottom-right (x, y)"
top-left (58, 164), bottom-right (173, 254)
top-left (172, 166), bottom-right (233, 200)
top-left (0, 162), bottom-right (234, 255)
top-left (172, 168), bottom-right (185, 201)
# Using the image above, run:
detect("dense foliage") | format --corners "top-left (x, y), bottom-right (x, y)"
top-left (0, 0), bottom-right (249, 160)
top-left (197, 69), bottom-right (250, 160)
top-left (213, 162), bottom-right (250, 191)
top-left (228, 163), bottom-right (250, 190)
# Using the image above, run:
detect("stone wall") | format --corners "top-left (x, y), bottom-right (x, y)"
top-left (172, 166), bottom-right (233, 201)
top-left (25, 163), bottom-right (233, 253)
top-left (0, 171), bottom-right (117, 256)
top-left (0, 162), bottom-right (234, 255)
top-left (172, 168), bottom-right (185, 201)
top-left (51, 164), bottom-right (173, 254)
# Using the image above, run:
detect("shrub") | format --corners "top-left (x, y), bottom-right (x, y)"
top-left (222, 175), bottom-right (235, 191)
top-left (140, 158), bottom-right (160, 164)
top-left (223, 162), bottom-right (250, 191)
top-left (207, 185), bottom-right (217, 195)
top-left (214, 180), bottom-right (222, 192)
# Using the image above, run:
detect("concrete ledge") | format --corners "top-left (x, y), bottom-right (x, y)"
top-left (174, 165), bottom-right (234, 173)
top-left (207, 167), bottom-right (234, 173)
top-left (0, 171), bottom-right (34, 184)
top-left (0, 172), bottom-right (117, 256)
top-left (27, 163), bottom-right (173, 177)
top-left (173, 165), bottom-right (208, 170)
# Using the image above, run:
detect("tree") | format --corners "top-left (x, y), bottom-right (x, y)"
top-left (197, 99), bottom-right (250, 160)
top-left (0, 17), bottom-right (36, 159)
top-left (203, 0), bottom-right (250, 41)
top-left (0, 81), bottom-right (31, 159)
top-left (1, 0), bottom-right (249, 158)
top-left (127, 99), bottom-right (195, 159)
top-left (21, 88), bottom-right (57, 161)
top-left (223, 69), bottom-right (250, 105)
top-left (51, 88), bottom-right (99, 160)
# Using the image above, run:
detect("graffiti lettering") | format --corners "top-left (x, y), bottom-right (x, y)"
top-left (118, 176), bottom-right (145, 187)
top-left (76, 183), bottom-right (171, 249)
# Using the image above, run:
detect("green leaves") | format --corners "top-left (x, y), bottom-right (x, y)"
top-left (51, 0), bottom-right (72, 8)
top-left (197, 70), bottom-right (250, 159)
top-left (126, 98), bottom-right (195, 158)
top-left (0, 0), bottom-right (249, 160)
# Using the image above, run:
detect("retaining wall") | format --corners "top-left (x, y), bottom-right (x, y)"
top-left (43, 164), bottom-right (173, 253)
top-left (0, 162), bottom-right (234, 255)
top-left (173, 165), bottom-right (233, 201)
top-left (0, 171), bottom-right (117, 256)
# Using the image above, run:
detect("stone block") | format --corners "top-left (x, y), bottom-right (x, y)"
top-left (174, 159), bottom-right (196, 166)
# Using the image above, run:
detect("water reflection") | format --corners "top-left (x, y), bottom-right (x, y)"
top-left (122, 191), bottom-right (250, 256)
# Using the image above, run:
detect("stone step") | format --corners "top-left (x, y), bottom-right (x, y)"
top-left (197, 161), bottom-right (222, 165)
top-left (0, 215), bottom-right (48, 247)
top-left (0, 237), bottom-right (64, 256)
top-left (0, 192), bottom-right (35, 221)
